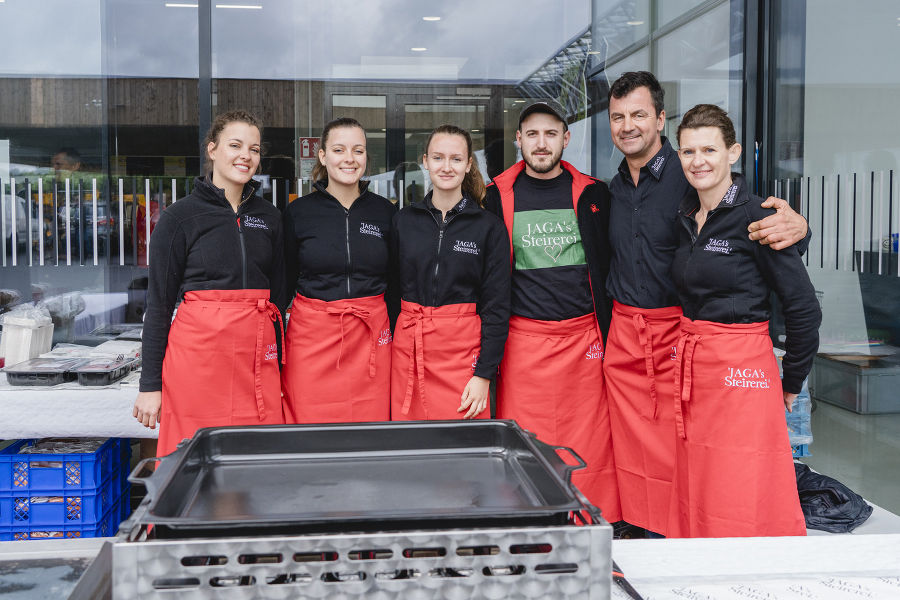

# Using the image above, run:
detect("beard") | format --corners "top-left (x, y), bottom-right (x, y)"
top-left (523, 146), bottom-right (563, 174)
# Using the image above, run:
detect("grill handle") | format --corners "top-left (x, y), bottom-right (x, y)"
top-left (528, 436), bottom-right (587, 485)
top-left (128, 449), bottom-right (181, 498)
top-left (527, 435), bottom-right (604, 524)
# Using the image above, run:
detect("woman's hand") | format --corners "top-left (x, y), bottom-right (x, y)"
top-left (783, 391), bottom-right (798, 412)
top-left (133, 391), bottom-right (162, 429)
top-left (458, 376), bottom-right (490, 419)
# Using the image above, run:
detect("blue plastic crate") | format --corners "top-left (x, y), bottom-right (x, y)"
top-left (0, 438), bottom-right (122, 493)
top-left (0, 487), bottom-right (130, 541)
top-left (0, 480), bottom-right (127, 527)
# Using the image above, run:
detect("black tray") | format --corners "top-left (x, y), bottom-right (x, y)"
top-left (131, 421), bottom-right (597, 538)
top-left (4, 357), bottom-right (88, 386)
top-left (75, 357), bottom-right (136, 386)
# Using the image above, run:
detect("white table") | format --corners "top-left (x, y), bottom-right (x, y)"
top-left (0, 372), bottom-right (157, 439)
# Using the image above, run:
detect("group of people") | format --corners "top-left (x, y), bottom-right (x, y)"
top-left (133, 71), bottom-right (821, 539)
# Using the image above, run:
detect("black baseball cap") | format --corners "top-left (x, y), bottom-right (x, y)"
top-left (518, 100), bottom-right (568, 131)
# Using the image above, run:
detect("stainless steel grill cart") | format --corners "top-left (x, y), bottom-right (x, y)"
top-left (111, 420), bottom-right (612, 599)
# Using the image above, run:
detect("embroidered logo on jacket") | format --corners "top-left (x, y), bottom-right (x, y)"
top-left (471, 352), bottom-right (479, 373)
top-left (590, 204), bottom-right (599, 213)
top-left (724, 367), bottom-right (771, 389)
top-left (360, 222), bottom-right (383, 238)
top-left (585, 342), bottom-right (603, 360)
top-left (377, 328), bottom-right (392, 346)
top-left (649, 154), bottom-right (666, 175)
top-left (721, 184), bottom-right (739, 205)
top-left (704, 238), bottom-right (732, 254)
top-left (264, 343), bottom-right (278, 361)
top-left (453, 240), bottom-right (480, 255)
top-left (243, 215), bottom-right (269, 230)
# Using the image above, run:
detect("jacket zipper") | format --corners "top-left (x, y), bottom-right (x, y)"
top-left (236, 214), bottom-right (247, 289)
top-left (428, 209), bottom-right (461, 306)
top-left (344, 208), bottom-right (352, 296)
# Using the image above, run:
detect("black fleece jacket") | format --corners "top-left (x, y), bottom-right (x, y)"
top-left (139, 176), bottom-right (286, 393)
top-left (484, 161), bottom-right (613, 341)
top-left (672, 174), bottom-right (821, 393)
top-left (391, 193), bottom-right (511, 379)
top-left (283, 181), bottom-right (397, 318)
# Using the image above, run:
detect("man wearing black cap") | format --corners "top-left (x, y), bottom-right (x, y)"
top-left (484, 101), bottom-right (621, 522)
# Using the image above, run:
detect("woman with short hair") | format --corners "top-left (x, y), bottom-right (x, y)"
top-left (669, 103), bottom-right (820, 537)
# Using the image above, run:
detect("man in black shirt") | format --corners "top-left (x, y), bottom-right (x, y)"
top-left (603, 71), bottom-right (809, 537)
top-left (484, 101), bottom-right (621, 522)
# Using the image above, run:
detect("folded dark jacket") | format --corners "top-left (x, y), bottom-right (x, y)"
top-left (795, 462), bottom-right (873, 533)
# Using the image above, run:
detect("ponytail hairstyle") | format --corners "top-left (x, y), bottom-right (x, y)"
top-left (311, 117), bottom-right (368, 191)
top-left (423, 124), bottom-right (486, 206)
top-left (203, 110), bottom-right (263, 176)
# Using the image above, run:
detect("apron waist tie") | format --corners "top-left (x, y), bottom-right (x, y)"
top-left (400, 311), bottom-right (427, 416)
top-left (254, 299), bottom-right (284, 421)
top-left (632, 312), bottom-right (659, 419)
top-left (325, 305), bottom-right (379, 378)
top-left (673, 332), bottom-right (700, 439)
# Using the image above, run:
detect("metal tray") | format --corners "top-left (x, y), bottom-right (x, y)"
top-left (130, 421), bottom-right (597, 538)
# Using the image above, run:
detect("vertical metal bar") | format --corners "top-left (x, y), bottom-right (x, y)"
top-left (804, 176), bottom-right (809, 267)
top-left (834, 175), bottom-right (840, 271)
top-left (869, 171), bottom-right (875, 274)
top-left (51, 178), bottom-right (58, 266)
top-left (131, 177), bottom-right (138, 265)
top-left (198, 0), bottom-right (212, 155)
top-left (65, 178), bottom-right (72, 266)
top-left (92, 178), bottom-right (99, 266)
top-left (119, 178), bottom-right (125, 266)
top-left (171, 178), bottom-right (177, 203)
top-left (11, 179), bottom-right (18, 267)
top-left (24, 180), bottom-right (30, 268)
top-left (39, 178), bottom-right (45, 266)
top-left (31, 179), bottom-right (39, 267)
top-left (272, 178), bottom-right (277, 206)
top-left (27, 178), bottom-right (34, 267)
top-left (1, 178), bottom-right (7, 267)
top-left (820, 176), bottom-right (824, 270)
top-left (104, 177), bottom-right (112, 265)
top-left (877, 171), bottom-right (884, 276)
top-left (145, 178), bottom-right (151, 266)
top-left (851, 173), bottom-right (856, 272)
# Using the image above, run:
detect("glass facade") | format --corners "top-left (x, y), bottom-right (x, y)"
top-left (2, 0), bottom-right (900, 513)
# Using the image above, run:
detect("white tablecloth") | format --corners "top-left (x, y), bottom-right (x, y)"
top-left (612, 533), bottom-right (900, 599)
top-left (0, 372), bottom-right (157, 439)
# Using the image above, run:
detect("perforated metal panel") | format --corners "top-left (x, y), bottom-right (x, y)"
top-left (113, 513), bottom-right (611, 599)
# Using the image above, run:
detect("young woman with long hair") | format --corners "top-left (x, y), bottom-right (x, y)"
top-left (133, 110), bottom-right (286, 455)
top-left (391, 125), bottom-right (510, 420)
top-left (281, 117), bottom-right (396, 423)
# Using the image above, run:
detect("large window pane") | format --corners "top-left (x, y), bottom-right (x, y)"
top-left (769, 0), bottom-right (900, 514)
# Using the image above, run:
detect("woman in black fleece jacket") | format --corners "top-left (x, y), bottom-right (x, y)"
top-left (391, 125), bottom-right (510, 420)
top-left (668, 104), bottom-right (821, 538)
top-left (133, 110), bottom-right (286, 456)
top-left (281, 118), bottom-right (396, 423)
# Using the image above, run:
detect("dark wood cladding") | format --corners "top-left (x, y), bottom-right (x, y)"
top-left (0, 77), bottom-right (319, 129)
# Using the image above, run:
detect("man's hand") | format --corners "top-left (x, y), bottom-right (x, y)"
top-left (747, 196), bottom-right (808, 250)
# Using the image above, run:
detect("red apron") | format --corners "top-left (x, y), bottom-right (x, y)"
top-left (667, 317), bottom-right (805, 538)
top-left (282, 293), bottom-right (391, 423)
top-left (605, 301), bottom-right (681, 535)
top-left (391, 300), bottom-right (486, 421)
top-left (158, 289), bottom-right (285, 457)
top-left (496, 314), bottom-right (622, 523)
